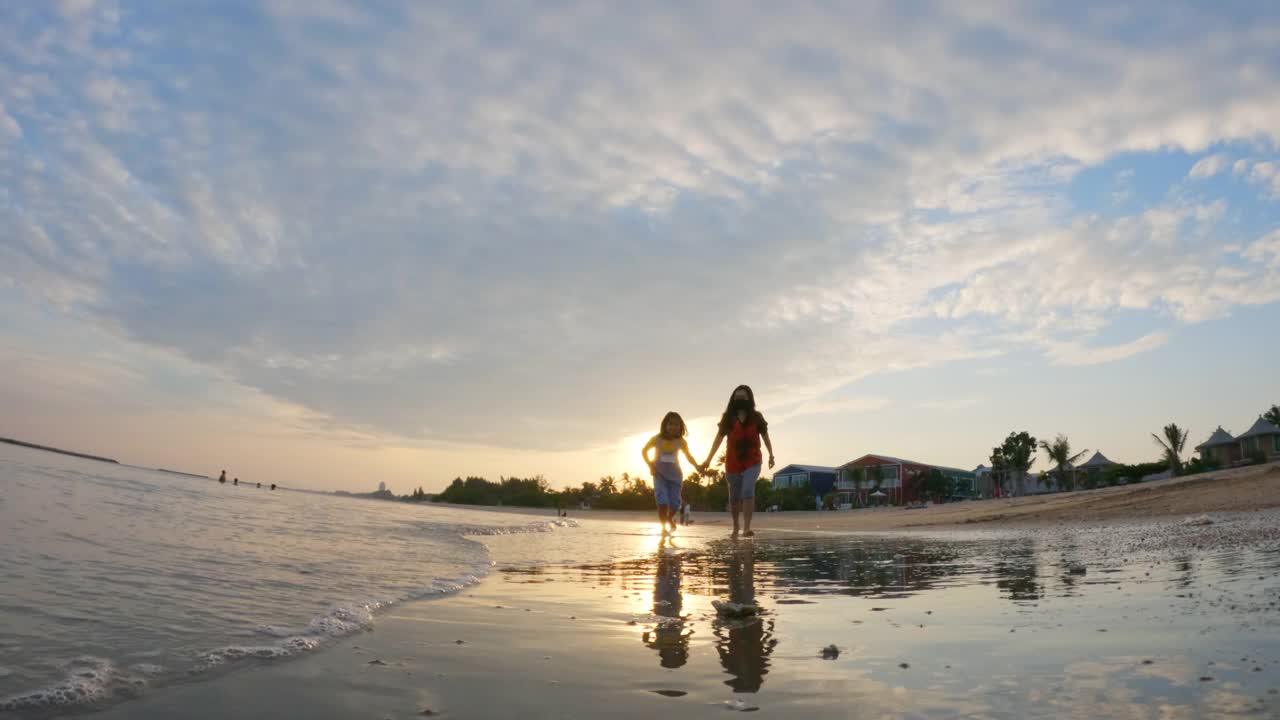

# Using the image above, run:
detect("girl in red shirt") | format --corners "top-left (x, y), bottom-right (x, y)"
top-left (701, 385), bottom-right (774, 538)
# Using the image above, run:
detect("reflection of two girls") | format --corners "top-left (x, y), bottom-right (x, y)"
top-left (643, 549), bottom-right (688, 668)
top-left (641, 385), bottom-right (775, 538)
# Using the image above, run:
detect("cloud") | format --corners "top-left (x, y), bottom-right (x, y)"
top-left (916, 396), bottom-right (986, 411)
top-left (0, 100), bottom-right (20, 140)
top-left (772, 395), bottom-right (891, 422)
top-left (1247, 160), bottom-right (1280, 198)
top-left (1, 1), bottom-right (1279, 455)
top-left (1042, 331), bottom-right (1170, 366)
top-left (1187, 153), bottom-right (1228, 179)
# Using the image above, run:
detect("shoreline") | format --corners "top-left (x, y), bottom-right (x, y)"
top-left (82, 510), bottom-right (1280, 720)
top-left (0, 436), bottom-right (119, 465)
top-left (436, 460), bottom-right (1280, 532)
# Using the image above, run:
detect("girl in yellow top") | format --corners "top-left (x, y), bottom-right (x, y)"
top-left (642, 412), bottom-right (700, 534)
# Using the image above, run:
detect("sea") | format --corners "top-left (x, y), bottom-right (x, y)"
top-left (0, 442), bottom-right (588, 717)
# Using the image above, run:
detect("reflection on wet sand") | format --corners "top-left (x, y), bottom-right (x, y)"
top-left (643, 540), bottom-right (690, 668)
top-left (565, 519), bottom-right (1280, 714)
top-left (712, 544), bottom-right (776, 693)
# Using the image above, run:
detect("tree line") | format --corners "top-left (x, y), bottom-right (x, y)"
top-left (402, 402), bottom-right (1280, 508)
top-left (425, 466), bottom-right (823, 512)
top-left (988, 401), bottom-right (1279, 496)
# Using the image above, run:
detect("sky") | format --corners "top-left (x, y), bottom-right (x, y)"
top-left (1, 0), bottom-right (1278, 493)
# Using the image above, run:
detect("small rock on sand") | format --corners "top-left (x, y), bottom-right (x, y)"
top-left (821, 645), bottom-right (840, 659)
top-left (899, 662), bottom-right (910, 669)
top-left (367, 659), bottom-right (387, 666)
top-left (1183, 515), bottom-right (1214, 526)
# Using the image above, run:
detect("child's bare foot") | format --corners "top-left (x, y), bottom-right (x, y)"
top-left (730, 529), bottom-right (739, 539)
top-left (743, 529), bottom-right (754, 537)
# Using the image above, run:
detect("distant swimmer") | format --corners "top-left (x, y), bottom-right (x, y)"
top-left (256, 482), bottom-right (261, 488)
top-left (270, 484), bottom-right (277, 491)
top-left (233, 478), bottom-right (239, 486)
top-left (219, 470), bottom-right (226, 484)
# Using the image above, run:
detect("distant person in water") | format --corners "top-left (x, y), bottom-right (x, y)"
top-left (256, 482), bottom-right (261, 489)
top-left (218, 470), bottom-right (226, 484)
top-left (681, 501), bottom-right (692, 526)
top-left (233, 478), bottom-right (238, 486)
top-left (702, 385), bottom-right (774, 539)
top-left (270, 484), bottom-right (276, 491)
top-left (642, 411), bottom-right (700, 535)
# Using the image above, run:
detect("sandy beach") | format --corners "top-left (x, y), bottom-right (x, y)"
top-left (7, 454), bottom-right (1280, 719)
top-left (83, 507), bottom-right (1280, 720)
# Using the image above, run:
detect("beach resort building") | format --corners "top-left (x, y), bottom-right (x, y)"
top-left (834, 454), bottom-right (977, 506)
top-left (969, 463), bottom-right (1050, 497)
top-left (972, 464), bottom-right (995, 498)
top-left (771, 464), bottom-right (838, 496)
top-left (1237, 417), bottom-right (1280, 462)
top-left (1075, 451), bottom-right (1118, 486)
top-left (1195, 426), bottom-right (1241, 466)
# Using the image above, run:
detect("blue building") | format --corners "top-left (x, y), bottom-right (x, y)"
top-left (771, 464), bottom-right (837, 498)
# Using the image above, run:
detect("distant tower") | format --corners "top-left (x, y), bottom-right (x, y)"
top-left (378, 481), bottom-right (387, 493)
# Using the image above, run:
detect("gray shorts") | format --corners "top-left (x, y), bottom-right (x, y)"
top-left (726, 463), bottom-right (761, 502)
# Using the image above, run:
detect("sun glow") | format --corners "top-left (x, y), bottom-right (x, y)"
top-left (615, 414), bottom-right (719, 480)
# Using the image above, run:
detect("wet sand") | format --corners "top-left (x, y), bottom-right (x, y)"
top-left (83, 512), bottom-right (1280, 720)
top-left (558, 460), bottom-right (1280, 532)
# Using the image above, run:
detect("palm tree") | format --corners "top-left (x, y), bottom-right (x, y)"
top-left (1039, 435), bottom-right (1087, 492)
top-left (852, 466), bottom-right (868, 507)
top-left (1151, 423), bottom-right (1189, 475)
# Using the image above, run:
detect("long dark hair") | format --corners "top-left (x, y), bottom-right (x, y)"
top-left (717, 384), bottom-right (757, 433)
top-left (659, 411), bottom-right (688, 439)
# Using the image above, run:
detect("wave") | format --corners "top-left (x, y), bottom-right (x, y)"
top-left (436, 516), bottom-right (578, 537)
top-left (0, 657), bottom-right (133, 714)
top-left (0, 499), bottom-right (579, 716)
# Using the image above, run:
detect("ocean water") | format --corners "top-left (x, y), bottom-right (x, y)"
top-left (0, 443), bottom-right (574, 716)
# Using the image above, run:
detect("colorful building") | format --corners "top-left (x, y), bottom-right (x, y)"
top-left (771, 464), bottom-right (838, 496)
top-left (834, 454), bottom-right (977, 506)
top-left (771, 464), bottom-right (837, 509)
